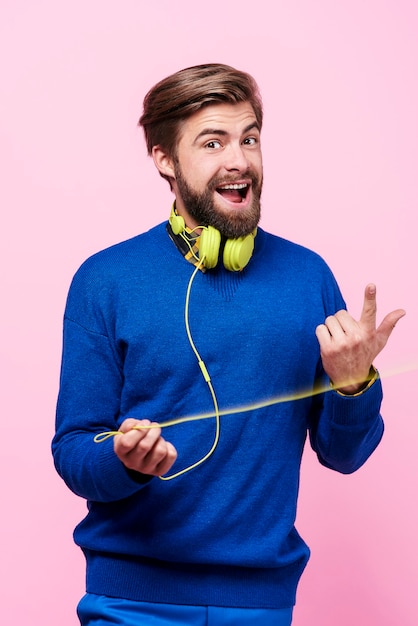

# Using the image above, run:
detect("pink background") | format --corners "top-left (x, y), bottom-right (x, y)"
top-left (1, 1), bottom-right (417, 624)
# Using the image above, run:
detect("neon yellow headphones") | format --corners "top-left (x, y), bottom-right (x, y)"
top-left (169, 207), bottom-right (256, 271)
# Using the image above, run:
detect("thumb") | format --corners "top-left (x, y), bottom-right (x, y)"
top-left (376, 308), bottom-right (406, 350)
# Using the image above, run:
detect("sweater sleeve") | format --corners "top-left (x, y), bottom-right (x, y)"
top-left (52, 260), bottom-right (153, 502)
top-left (304, 253), bottom-right (384, 474)
top-left (52, 317), bottom-right (152, 502)
top-left (308, 371), bottom-right (384, 474)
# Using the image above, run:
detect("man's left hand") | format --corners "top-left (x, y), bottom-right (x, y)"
top-left (315, 284), bottom-right (406, 394)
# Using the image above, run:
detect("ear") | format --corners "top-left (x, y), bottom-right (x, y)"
top-left (152, 145), bottom-right (176, 180)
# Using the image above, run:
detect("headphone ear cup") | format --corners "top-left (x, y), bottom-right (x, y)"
top-left (199, 226), bottom-right (221, 269)
top-left (223, 232), bottom-right (255, 271)
top-left (170, 212), bottom-right (186, 235)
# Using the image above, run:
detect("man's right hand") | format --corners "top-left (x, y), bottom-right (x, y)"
top-left (114, 418), bottom-right (177, 477)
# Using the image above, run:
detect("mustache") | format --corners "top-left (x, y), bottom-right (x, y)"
top-left (208, 170), bottom-right (261, 190)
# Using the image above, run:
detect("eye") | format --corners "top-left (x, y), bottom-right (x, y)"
top-left (205, 140), bottom-right (222, 150)
top-left (243, 136), bottom-right (258, 146)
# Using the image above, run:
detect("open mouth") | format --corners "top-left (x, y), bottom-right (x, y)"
top-left (216, 183), bottom-right (249, 204)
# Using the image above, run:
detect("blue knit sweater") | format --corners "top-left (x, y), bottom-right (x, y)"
top-left (53, 222), bottom-right (384, 609)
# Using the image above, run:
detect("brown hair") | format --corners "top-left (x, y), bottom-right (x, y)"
top-left (138, 63), bottom-right (263, 159)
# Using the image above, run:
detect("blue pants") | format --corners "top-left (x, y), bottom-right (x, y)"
top-left (78, 594), bottom-right (293, 625)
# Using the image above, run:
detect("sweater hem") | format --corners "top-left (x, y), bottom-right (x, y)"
top-left (83, 549), bottom-right (307, 609)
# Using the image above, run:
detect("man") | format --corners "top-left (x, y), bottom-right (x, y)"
top-left (52, 64), bottom-right (405, 625)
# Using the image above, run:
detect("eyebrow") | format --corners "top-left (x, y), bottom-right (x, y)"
top-left (193, 122), bottom-right (260, 144)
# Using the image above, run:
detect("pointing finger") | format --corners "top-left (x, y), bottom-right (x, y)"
top-left (359, 283), bottom-right (377, 330)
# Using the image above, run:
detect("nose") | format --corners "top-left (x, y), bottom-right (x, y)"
top-left (223, 142), bottom-right (249, 172)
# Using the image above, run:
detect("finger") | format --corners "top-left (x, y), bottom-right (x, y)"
top-left (144, 441), bottom-right (178, 476)
top-left (115, 420), bottom-right (153, 455)
top-left (376, 308), bottom-right (406, 346)
top-left (316, 310), bottom-right (352, 345)
top-left (139, 436), bottom-right (174, 474)
top-left (155, 442), bottom-right (178, 476)
top-left (359, 283), bottom-right (377, 330)
top-left (136, 425), bottom-right (163, 454)
top-left (315, 323), bottom-right (332, 347)
top-left (323, 314), bottom-right (346, 340)
top-left (120, 427), bottom-right (163, 469)
top-left (119, 418), bottom-right (150, 434)
top-left (334, 309), bottom-right (359, 335)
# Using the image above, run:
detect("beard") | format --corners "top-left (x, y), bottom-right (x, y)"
top-left (173, 161), bottom-right (263, 239)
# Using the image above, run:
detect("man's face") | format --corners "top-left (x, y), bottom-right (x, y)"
top-left (170, 102), bottom-right (263, 239)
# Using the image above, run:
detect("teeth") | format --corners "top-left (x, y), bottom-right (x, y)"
top-left (219, 183), bottom-right (248, 190)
